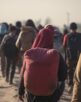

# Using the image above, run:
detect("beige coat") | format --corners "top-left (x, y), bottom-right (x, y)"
top-left (71, 54), bottom-right (81, 102)
top-left (16, 26), bottom-right (36, 52)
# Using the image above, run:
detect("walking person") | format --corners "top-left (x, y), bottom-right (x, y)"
top-left (18, 25), bottom-right (67, 102)
top-left (15, 19), bottom-right (36, 72)
top-left (15, 21), bottom-right (22, 36)
top-left (0, 22), bottom-right (9, 77)
top-left (63, 22), bottom-right (81, 93)
top-left (0, 25), bottom-right (19, 84)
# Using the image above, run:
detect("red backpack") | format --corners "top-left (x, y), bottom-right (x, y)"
top-left (21, 48), bottom-right (60, 96)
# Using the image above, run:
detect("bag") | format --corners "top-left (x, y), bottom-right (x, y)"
top-left (3, 36), bottom-right (19, 58)
top-left (66, 33), bottom-right (81, 67)
top-left (23, 48), bottom-right (60, 96)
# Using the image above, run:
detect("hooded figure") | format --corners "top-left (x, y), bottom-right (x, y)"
top-left (18, 25), bottom-right (67, 102)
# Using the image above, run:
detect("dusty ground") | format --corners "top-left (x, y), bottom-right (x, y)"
top-left (0, 71), bottom-right (20, 102)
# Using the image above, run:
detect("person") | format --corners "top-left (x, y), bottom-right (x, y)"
top-left (15, 19), bottom-right (36, 72)
top-left (0, 22), bottom-right (9, 77)
top-left (71, 54), bottom-right (81, 102)
top-left (16, 26), bottom-right (36, 72)
top-left (37, 24), bottom-right (44, 32)
top-left (0, 22), bottom-right (9, 36)
top-left (18, 25), bottom-right (67, 102)
top-left (15, 21), bottom-right (22, 36)
top-left (63, 22), bottom-right (81, 93)
top-left (63, 28), bottom-right (69, 61)
top-left (15, 21), bottom-right (22, 29)
top-left (25, 19), bottom-right (38, 32)
top-left (0, 25), bottom-right (19, 84)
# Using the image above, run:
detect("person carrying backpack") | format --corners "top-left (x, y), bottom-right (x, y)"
top-left (18, 25), bottom-right (67, 102)
top-left (0, 25), bottom-right (19, 84)
top-left (63, 22), bottom-right (81, 93)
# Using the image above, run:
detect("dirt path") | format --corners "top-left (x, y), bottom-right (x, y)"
top-left (0, 71), bottom-right (20, 102)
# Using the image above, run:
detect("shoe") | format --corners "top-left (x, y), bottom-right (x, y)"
top-left (9, 81), bottom-right (13, 85)
top-left (2, 72), bottom-right (5, 77)
top-left (9, 79), bottom-right (13, 85)
top-left (5, 78), bottom-right (9, 82)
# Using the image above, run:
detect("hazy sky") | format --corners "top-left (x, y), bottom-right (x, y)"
top-left (0, 0), bottom-right (81, 27)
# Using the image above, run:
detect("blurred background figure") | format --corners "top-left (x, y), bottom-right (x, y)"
top-left (25, 19), bottom-right (38, 32)
top-left (0, 25), bottom-right (19, 84)
top-left (63, 22), bottom-right (81, 93)
top-left (15, 19), bottom-right (37, 72)
top-left (0, 22), bottom-right (9, 77)
top-left (0, 22), bottom-right (9, 37)
top-left (63, 28), bottom-right (69, 60)
top-left (15, 21), bottom-right (22, 36)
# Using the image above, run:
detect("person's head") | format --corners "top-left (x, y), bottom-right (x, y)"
top-left (25, 19), bottom-right (37, 31)
top-left (63, 29), bottom-right (69, 35)
top-left (9, 25), bottom-right (16, 33)
top-left (45, 25), bottom-right (55, 34)
top-left (37, 24), bottom-right (44, 32)
top-left (32, 26), bottom-right (55, 49)
top-left (15, 21), bottom-right (22, 29)
top-left (2, 22), bottom-right (9, 30)
top-left (70, 22), bottom-right (77, 31)
top-left (0, 22), bottom-right (9, 34)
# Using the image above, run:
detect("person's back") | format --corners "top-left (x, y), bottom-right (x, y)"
top-left (16, 26), bottom-right (36, 52)
top-left (1, 28), bottom-right (19, 59)
top-left (0, 22), bottom-right (9, 77)
top-left (3, 35), bottom-right (18, 58)
top-left (0, 25), bottom-right (19, 84)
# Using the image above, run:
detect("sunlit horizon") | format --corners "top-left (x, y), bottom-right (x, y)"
top-left (0, 0), bottom-right (81, 27)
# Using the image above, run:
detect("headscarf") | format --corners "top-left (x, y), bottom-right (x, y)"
top-left (32, 25), bottom-right (55, 49)
top-left (45, 24), bottom-right (55, 34)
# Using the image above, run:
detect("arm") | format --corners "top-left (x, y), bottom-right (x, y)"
top-left (58, 54), bottom-right (67, 81)
top-left (15, 32), bottom-right (22, 49)
top-left (53, 54), bottom-right (67, 101)
top-left (72, 54), bottom-right (81, 102)
top-left (0, 35), bottom-right (7, 50)
top-left (63, 35), bottom-right (68, 61)
top-left (63, 34), bottom-right (68, 48)
top-left (18, 58), bottom-right (26, 101)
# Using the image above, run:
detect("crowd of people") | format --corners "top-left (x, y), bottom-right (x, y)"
top-left (0, 19), bottom-right (81, 102)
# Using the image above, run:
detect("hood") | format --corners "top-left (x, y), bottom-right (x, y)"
top-left (32, 28), bottom-right (54, 49)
